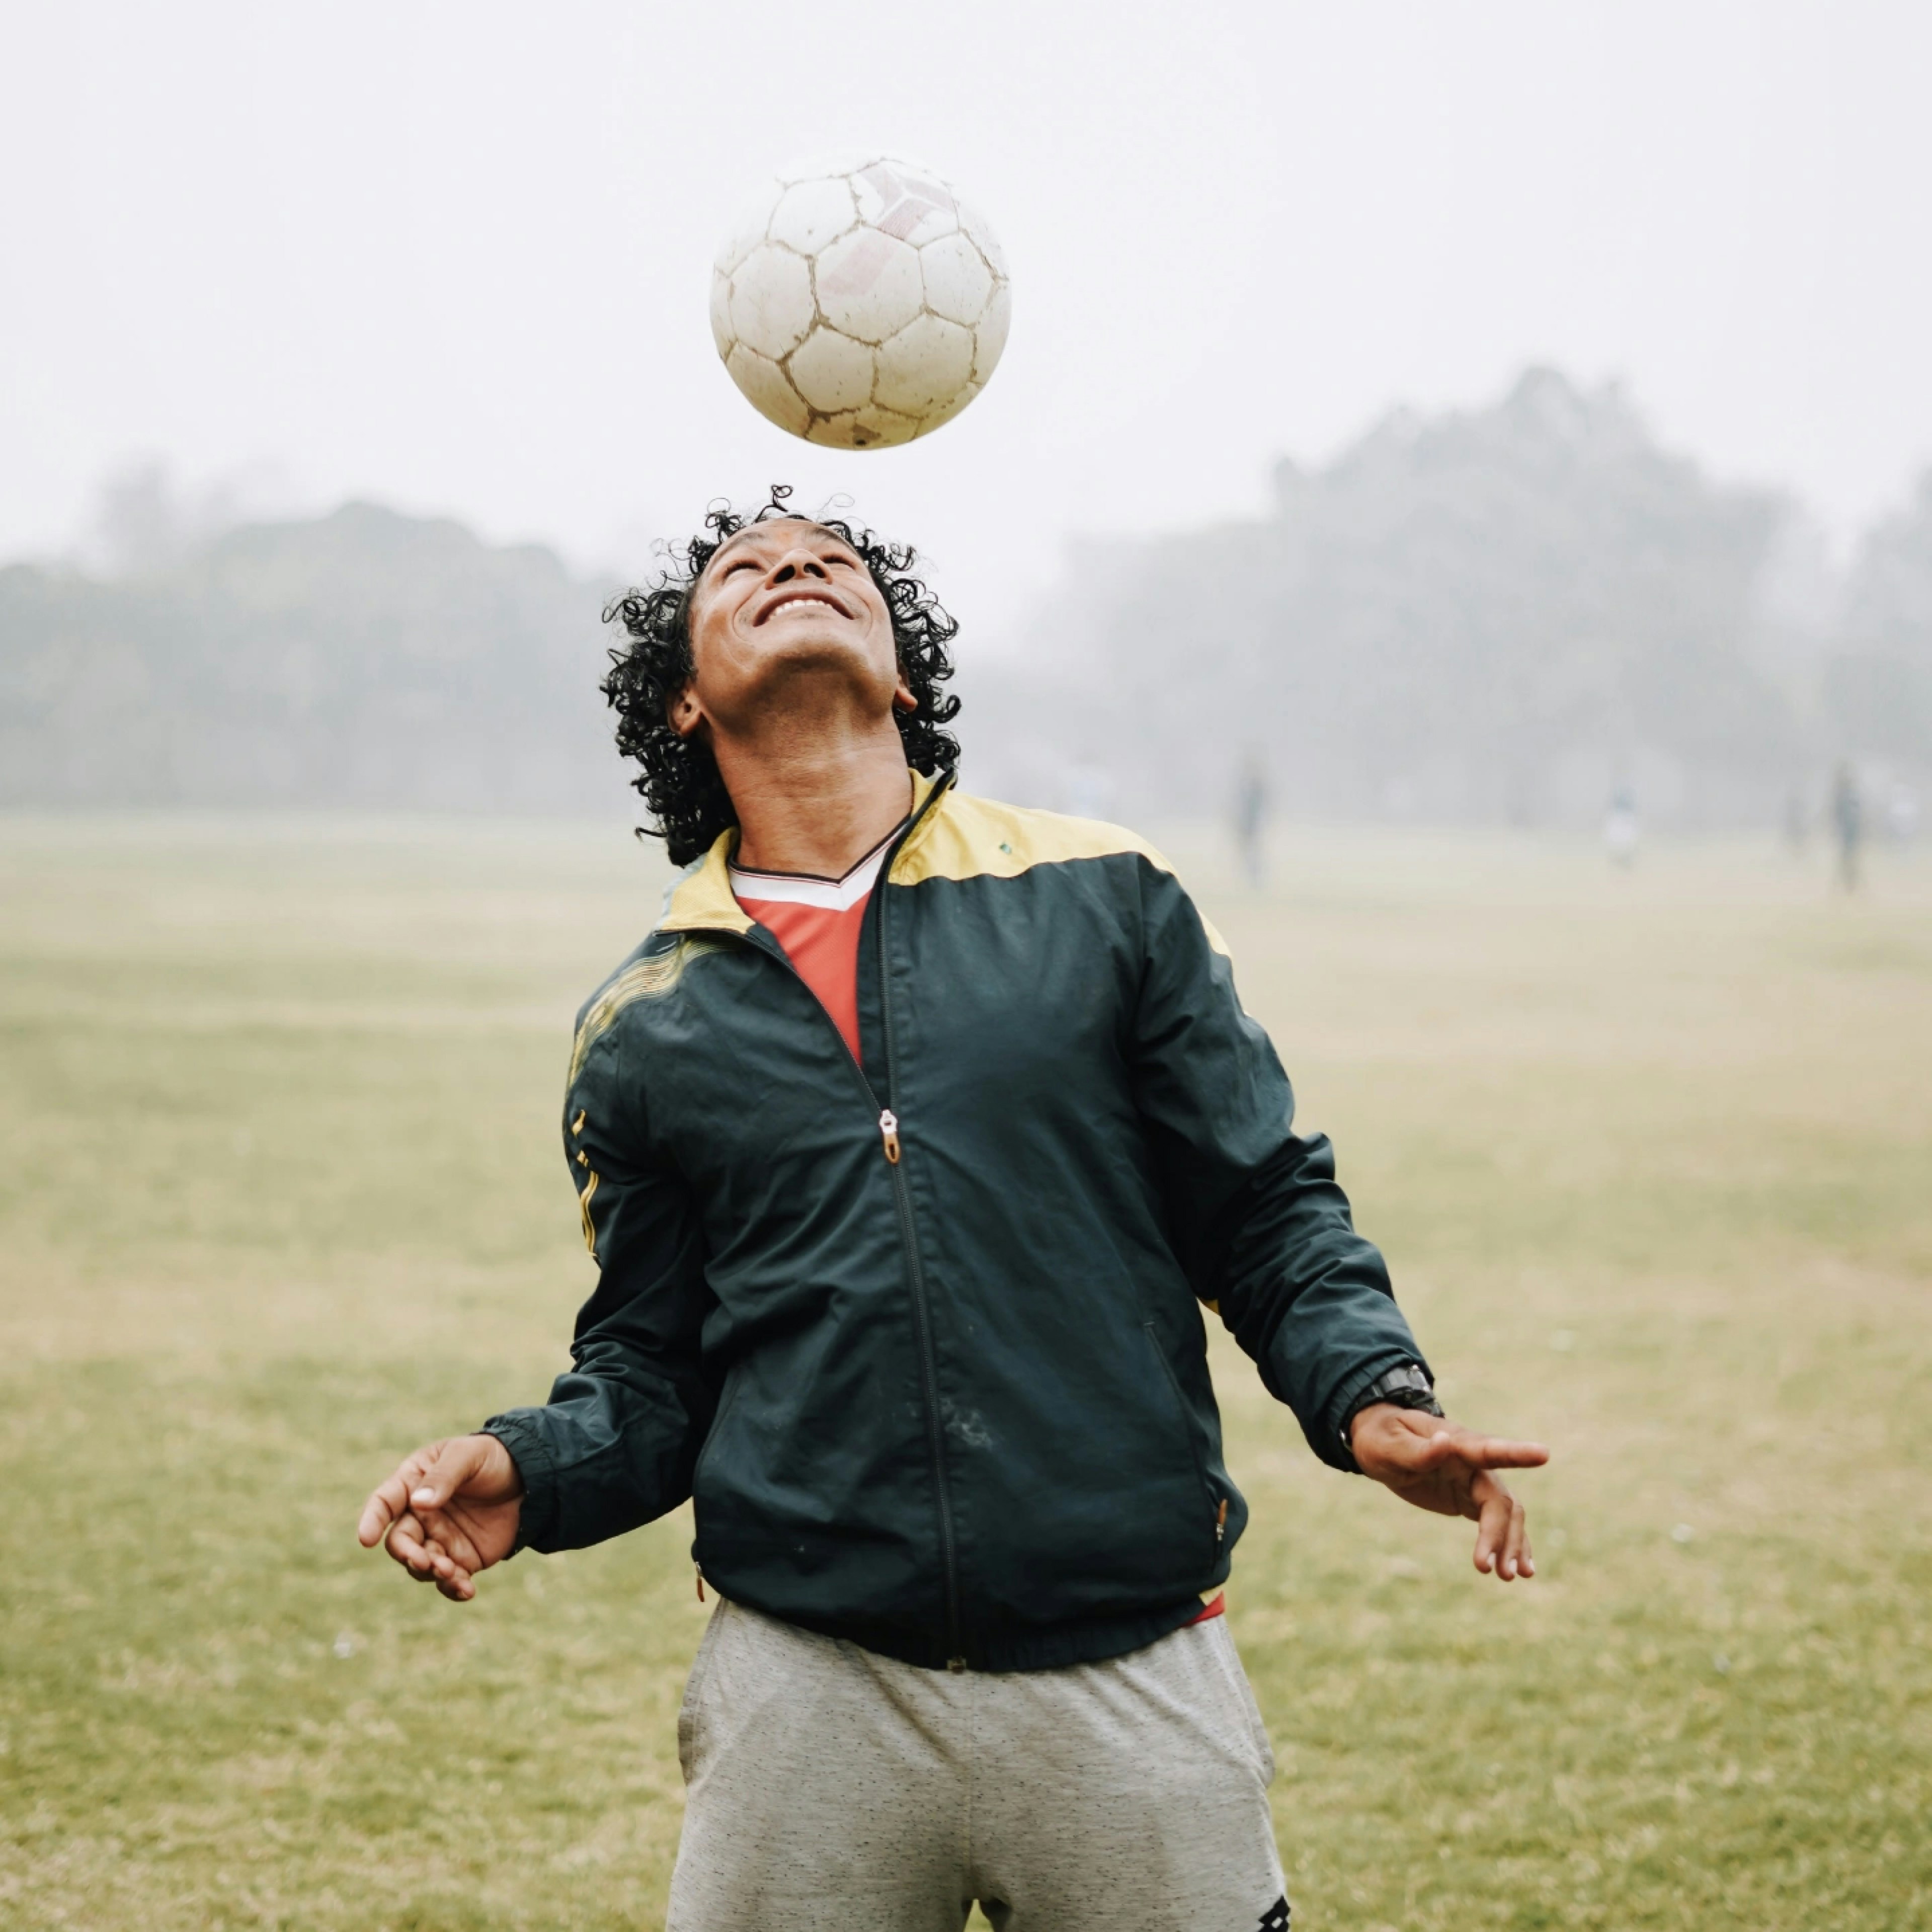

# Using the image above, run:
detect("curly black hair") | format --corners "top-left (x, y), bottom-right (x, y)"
top-left (601, 486), bottom-right (962, 866)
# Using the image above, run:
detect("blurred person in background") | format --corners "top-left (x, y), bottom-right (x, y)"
top-left (1604, 781), bottom-right (1639, 868)
top-left (1832, 760), bottom-right (1863, 891)
top-left (356, 494), bottom-right (1547, 1932)
top-left (1233, 750), bottom-right (1268, 887)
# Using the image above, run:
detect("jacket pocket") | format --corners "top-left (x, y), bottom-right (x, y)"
top-left (1142, 1322), bottom-right (1223, 1570)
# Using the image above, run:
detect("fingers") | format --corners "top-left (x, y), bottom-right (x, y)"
top-left (1472, 1480), bottom-right (1509, 1575)
top-left (356, 1478), bottom-right (405, 1548)
top-left (1364, 1419), bottom-right (1550, 1483)
top-left (359, 1438), bottom-right (492, 1603)
top-left (385, 1511), bottom-right (443, 1580)
top-left (406, 1436), bottom-right (479, 1513)
top-left (1463, 1436), bottom-right (1551, 1471)
top-left (421, 1511), bottom-right (487, 1574)
top-left (357, 1445), bottom-right (438, 1547)
top-left (1470, 1479), bottom-right (1534, 1580)
top-left (383, 1509), bottom-right (432, 1575)
top-left (384, 1512), bottom-right (473, 1590)
top-left (1408, 1425), bottom-right (1548, 1474)
top-left (1505, 1496), bottom-right (1534, 1580)
top-left (407, 1433), bottom-right (506, 1512)
top-left (361, 1434), bottom-right (495, 1544)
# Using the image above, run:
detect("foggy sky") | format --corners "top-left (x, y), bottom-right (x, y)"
top-left (3, 1), bottom-right (1928, 645)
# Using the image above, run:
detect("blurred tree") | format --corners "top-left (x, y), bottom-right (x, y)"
top-left (0, 503), bottom-right (625, 812)
top-left (987, 369), bottom-right (1821, 829)
top-left (1825, 470), bottom-right (1932, 764)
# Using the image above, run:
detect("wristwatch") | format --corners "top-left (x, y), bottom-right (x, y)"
top-left (1341, 1363), bottom-right (1443, 1457)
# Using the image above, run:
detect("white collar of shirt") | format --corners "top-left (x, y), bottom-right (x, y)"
top-left (730, 821), bottom-right (904, 912)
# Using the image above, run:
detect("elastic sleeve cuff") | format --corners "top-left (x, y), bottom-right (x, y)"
top-left (480, 1411), bottom-right (560, 1554)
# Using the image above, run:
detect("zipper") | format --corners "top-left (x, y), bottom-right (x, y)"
top-left (681, 772), bottom-right (965, 1665)
top-left (874, 870), bottom-right (967, 1668)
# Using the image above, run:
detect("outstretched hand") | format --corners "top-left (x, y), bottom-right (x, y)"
top-left (1349, 1405), bottom-right (1550, 1581)
top-left (356, 1433), bottom-right (525, 1602)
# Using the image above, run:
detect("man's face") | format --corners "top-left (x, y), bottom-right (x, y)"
top-left (673, 518), bottom-right (909, 743)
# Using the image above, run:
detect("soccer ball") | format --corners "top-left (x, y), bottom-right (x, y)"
top-left (710, 154), bottom-right (1011, 449)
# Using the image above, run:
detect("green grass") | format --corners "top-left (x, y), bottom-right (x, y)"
top-left (2, 814), bottom-right (1927, 1929)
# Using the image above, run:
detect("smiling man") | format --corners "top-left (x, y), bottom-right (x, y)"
top-left (358, 490), bottom-right (1548, 1932)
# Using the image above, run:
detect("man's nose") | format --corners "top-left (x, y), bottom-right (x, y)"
top-left (769, 552), bottom-right (830, 583)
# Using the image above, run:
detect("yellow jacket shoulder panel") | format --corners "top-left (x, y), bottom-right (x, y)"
top-left (893, 786), bottom-right (1174, 888)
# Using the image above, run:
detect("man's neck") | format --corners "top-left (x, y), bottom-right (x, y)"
top-left (717, 715), bottom-right (915, 879)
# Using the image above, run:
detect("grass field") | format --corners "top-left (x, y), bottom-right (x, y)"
top-left (2, 813), bottom-right (1928, 1931)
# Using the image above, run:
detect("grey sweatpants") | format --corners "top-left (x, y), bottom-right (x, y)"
top-left (668, 1599), bottom-right (1290, 1932)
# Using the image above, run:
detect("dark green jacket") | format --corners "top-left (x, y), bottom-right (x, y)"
top-left (484, 771), bottom-right (1426, 1671)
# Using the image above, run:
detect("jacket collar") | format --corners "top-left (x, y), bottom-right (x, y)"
top-left (887, 765), bottom-right (954, 881)
top-left (657, 765), bottom-right (955, 937)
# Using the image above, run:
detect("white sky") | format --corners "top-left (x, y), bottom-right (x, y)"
top-left (3, 0), bottom-right (1928, 644)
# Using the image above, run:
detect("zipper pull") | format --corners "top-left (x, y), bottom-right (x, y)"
top-left (879, 1109), bottom-right (902, 1164)
top-left (1215, 1498), bottom-right (1229, 1544)
top-left (695, 1564), bottom-right (705, 1602)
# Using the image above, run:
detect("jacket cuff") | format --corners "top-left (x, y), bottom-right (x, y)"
top-left (480, 1410), bottom-right (560, 1554)
top-left (1322, 1352), bottom-right (1432, 1475)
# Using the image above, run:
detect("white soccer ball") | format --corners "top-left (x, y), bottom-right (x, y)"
top-left (710, 154), bottom-right (1011, 449)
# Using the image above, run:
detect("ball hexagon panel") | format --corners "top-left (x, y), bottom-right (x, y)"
top-left (918, 232), bottom-right (994, 329)
top-left (788, 328), bottom-right (875, 414)
top-left (875, 313), bottom-right (976, 417)
top-left (728, 246), bottom-right (816, 360)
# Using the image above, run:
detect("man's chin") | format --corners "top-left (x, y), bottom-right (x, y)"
top-left (726, 639), bottom-right (899, 727)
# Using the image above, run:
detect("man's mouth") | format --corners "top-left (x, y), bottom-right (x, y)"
top-left (755, 588), bottom-right (850, 625)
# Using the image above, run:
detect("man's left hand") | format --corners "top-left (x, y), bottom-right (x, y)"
top-left (1349, 1405), bottom-right (1550, 1580)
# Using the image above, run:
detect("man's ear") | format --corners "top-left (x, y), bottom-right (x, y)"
top-left (892, 677), bottom-right (918, 714)
top-left (668, 683), bottom-right (708, 742)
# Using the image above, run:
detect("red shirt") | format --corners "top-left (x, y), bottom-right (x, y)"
top-left (730, 827), bottom-right (899, 1063)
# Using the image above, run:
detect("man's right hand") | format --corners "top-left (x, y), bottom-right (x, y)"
top-left (356, 1433), bottom-right (525, 1602)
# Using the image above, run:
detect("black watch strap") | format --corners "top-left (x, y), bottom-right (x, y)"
top-left (1341, 1363), bottom-right (1443, 1454)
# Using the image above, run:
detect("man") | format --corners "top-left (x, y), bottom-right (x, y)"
top-left (1831, 759), bottom-right (1862, 891)
top-left (358, 492), bottom-right (1547, 1932)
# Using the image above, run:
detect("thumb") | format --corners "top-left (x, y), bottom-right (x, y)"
top-left (409, 1435), bottom-right (491, 1511)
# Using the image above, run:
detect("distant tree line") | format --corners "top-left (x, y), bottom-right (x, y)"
top-left (1, 501), bottom-right (629, 814)
top-left (4, 370), bottom-right (1929, 828)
